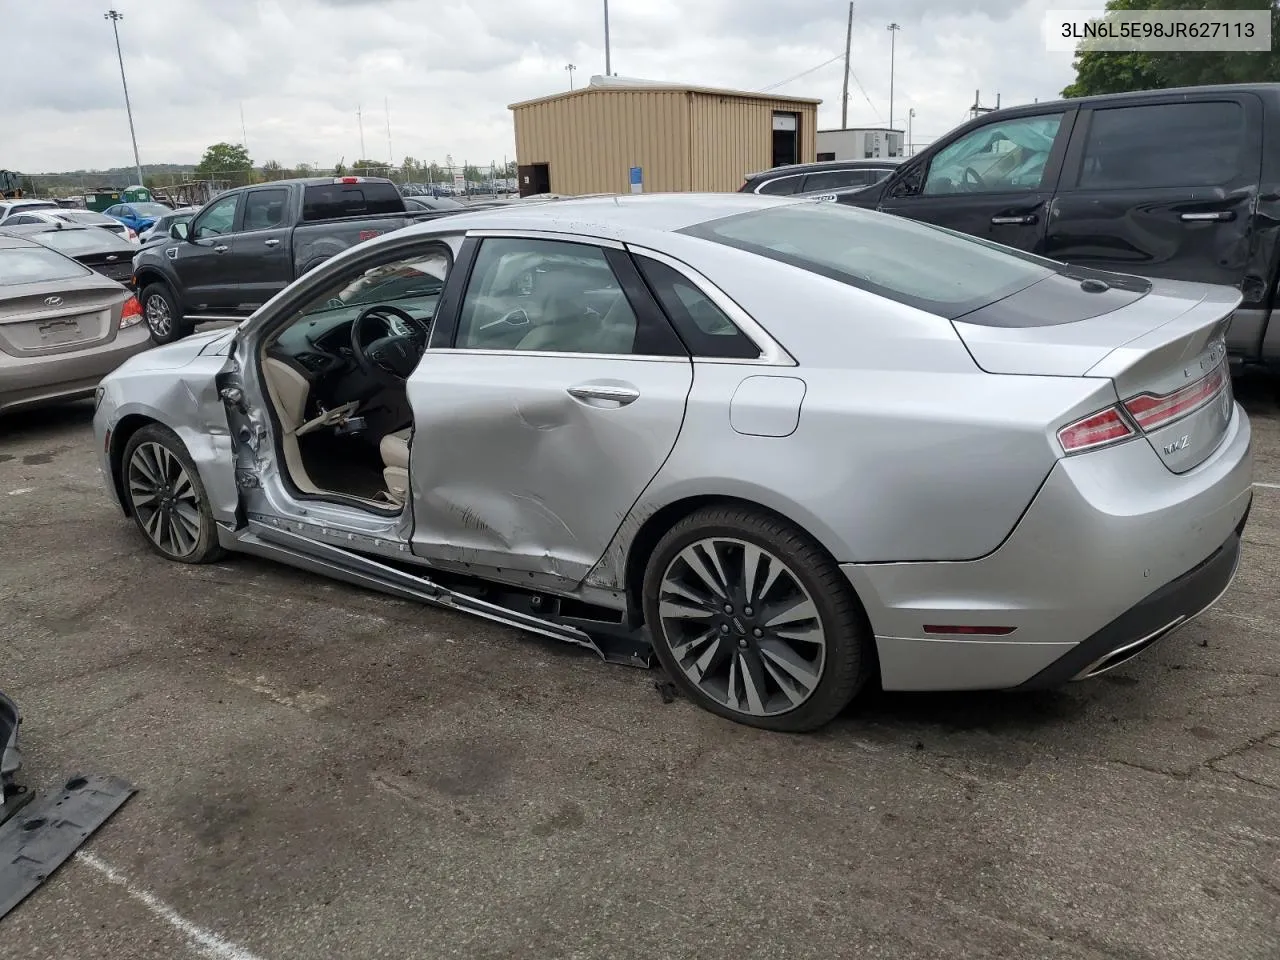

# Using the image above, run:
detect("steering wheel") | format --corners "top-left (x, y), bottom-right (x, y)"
top-left (962, 166), bottom-right (987, 191)
top-left (350, 304), bottom-right (429, 384)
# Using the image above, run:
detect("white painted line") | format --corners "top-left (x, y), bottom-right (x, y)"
top-left (76, 852), bottom-right (266, 960)
top-left (1254, 481), bottom-right (1280, 490)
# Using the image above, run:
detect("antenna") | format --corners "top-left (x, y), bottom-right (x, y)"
top-left (240, 102), bottom-right (249, 155)
top-left (357, 104), bottom-right (366, 162)
top-left (385, 97), bottom-right (393, 164)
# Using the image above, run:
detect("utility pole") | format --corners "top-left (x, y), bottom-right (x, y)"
top-left (841, 2), bottom-right (853, 129)
top-left (886, 22), bottom-right (900, 132)
top-left (603, 0), bottom-right (612, 76)
top-left (105, 10), bottom-right (144, 188)
top-left (356, 104), bottom-right (366, 163)
top-left (240, 102), bottom-right (249, 156)
top-left (385, 97), bottom-right (393, 164)
top-left (566, 63), bottom-right (577, 90)
top-left (907, 107), bottom-right (915, 157)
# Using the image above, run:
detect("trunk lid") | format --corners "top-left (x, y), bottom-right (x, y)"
top-left (75, 250), bottom-right (135, 284)
top-left (0, 278), bottom-right (128, 358)
top-left (953, 273), bottom-right (1239, 473)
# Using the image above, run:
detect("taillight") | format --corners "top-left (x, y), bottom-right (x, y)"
top-left (1123, 363), bottom-right (1228, 431)
top-left (119, 295), bottom-right (143, 329)
top-left (336, 176), bottom-right (362, 184)
top-left (1057, 406), bottom-right (1135, 453)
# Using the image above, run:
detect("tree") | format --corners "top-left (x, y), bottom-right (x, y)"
top-left (260, 160), bottom-right (289, 181)
top-left (296, 162), bottom-right (314, 176)
top-left (1063, 0), bottom-right (1280, 97)
top-left (352, 159), bottom-right (392, 178)
top-left (195, 142), bottom-right (253, 186)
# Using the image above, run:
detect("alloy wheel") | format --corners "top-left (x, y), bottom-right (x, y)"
top-left (657, 537), bottom-right (827, 717)
top-left (144, 293), bottom-right (172, 338)
top-left (127, 441), bottom-right (202, 558)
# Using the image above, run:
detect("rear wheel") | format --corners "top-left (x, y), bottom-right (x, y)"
top-left (140, 282), bottom-right (192, 344)
top-left (122, 424), bottom-right (224, 564)
top-left (642, 505), bottom-right (872, 732)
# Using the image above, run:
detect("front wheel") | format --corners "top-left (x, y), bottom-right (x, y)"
top-left (122, 424), bottom-right (225, 564)
top-left (642, 505), bottom-right (872, 732)
top-left (140, 282), bottom-right (193, 345)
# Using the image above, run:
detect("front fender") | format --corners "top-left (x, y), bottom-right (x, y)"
top-left (97, 361), bottom-right (238, 524)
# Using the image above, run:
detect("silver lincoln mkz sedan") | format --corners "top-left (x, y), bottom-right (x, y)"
top-left (92, 194), bottom-right (1254, 732)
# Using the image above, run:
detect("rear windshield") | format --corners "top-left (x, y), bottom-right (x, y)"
top-left (301, 181), bottom-right (404, 221)
top-left (682, 202), bottom-right (1056, 319)
top-left (30, 229), bottom-right (126, 255)
top-left (0, 247), bottom-right (91, 285)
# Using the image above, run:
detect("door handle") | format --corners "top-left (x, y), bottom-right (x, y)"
top-left (213, 244), bottom-right (229, 253)
top-left (264, 238), bottom-right (281, 247)
top-left (990, 214), bottom-right (1038, 225)
top-left (1180, 211), bottom-right (1235, 222)
top-left (567, 383), bottom-right (640, 406)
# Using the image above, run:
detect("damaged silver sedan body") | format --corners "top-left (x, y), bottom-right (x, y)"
top-left (93, 194), bottom-right (1254, 731)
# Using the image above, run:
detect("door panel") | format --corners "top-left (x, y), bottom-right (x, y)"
top-left (173, 193), bottom-right (241, 312)
top-left (1044, 95), bottom-right (1263, 356)
top-left (876, 110), bottom-right (1074, 254)
top-left (228, 187), bottom-right (292, 310)
top-left (406, 352), bottom-right (692, 581)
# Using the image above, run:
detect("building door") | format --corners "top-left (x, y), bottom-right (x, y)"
top-left (772, 112), bottom-right (799, 167)
top-left (518, 163), bottom-right (551, 197)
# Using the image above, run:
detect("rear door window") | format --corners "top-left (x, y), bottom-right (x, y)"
top-left (301, 181), bottom-right (404, 221)
top-left (634, 256), bottom-right (761, 359)
top-left (0, 247), bottom-right (90, 285)
top-left (242, 188), bottom-right (289, 231)
top-left (802, 170), bottom-right (870, 191)
top-left (1073, 101), bottom-right (1246, 190)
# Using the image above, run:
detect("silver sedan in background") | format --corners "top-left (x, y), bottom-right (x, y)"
top-left (0, 234), bottom-right (152, 416)
top-left (91, 194), bottom-right (1252, 731)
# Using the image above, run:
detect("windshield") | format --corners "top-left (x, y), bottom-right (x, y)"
top-left (131, 203), bottom-right (172, 217)
top-left (683, 202), bottom-right (1056, 319)
top-left (31, 229), bottom-right (124, 255)
top-left (0, 247), bottom-right (90, 285)
top-left (296, 250), bottom-right (451, 324)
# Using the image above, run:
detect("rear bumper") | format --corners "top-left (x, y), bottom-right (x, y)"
top-left (0, 325), bottom-right (153, 415)
top-left (1015, 513), bottom-right (1246, 689)
top-left (843, 403), bottom-right (1254, 691)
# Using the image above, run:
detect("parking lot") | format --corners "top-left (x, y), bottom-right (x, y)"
top-left (0, 376), bottom-right (1277, 959)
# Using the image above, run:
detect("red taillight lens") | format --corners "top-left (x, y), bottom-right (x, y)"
top-left (1123, 363), bottom-right (1227, 431)
top-left (337, 176), bottom-right (361, 184)
top-left (119, 295), bottom-right (143, 329)
top-left (1057, 406), bottom-right (1135, 453)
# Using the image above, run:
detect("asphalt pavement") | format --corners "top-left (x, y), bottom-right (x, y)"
top-left (1, 376), bottom-right (1278, 960)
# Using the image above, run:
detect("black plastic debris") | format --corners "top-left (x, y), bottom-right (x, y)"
top-left (0, 690), bottom-right (29, 827)
top-left (0, 691), bottom-right (137, 921)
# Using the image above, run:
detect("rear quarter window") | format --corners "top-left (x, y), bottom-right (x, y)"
top-left (302, 182), bottom-right (405, 221)
top-left (0, 247), bottom-right (91, 285)
top-left (682, 202), bottom-right (1057, 319)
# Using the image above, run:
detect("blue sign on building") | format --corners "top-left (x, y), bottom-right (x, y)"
top-left (629, 166), bottom-right (643, 194)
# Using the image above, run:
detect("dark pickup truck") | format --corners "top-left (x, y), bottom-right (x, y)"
top-left (835, 83), bottom-right (1280, 369)
top-left (131, 176), bottom-right (442, 343)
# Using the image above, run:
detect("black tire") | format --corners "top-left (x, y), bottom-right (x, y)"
top-left (121, 424), bottom-right (225, 564)
top-left (139, 282), bottom-right (193, 345)
top-left (642, 505), bottom-right (872, 732)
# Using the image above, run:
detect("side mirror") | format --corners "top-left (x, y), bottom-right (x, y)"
top-left (171, 221), bottom-right (190, 240)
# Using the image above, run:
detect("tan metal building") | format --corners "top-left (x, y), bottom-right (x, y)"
top-left (509, 77), bottom-right (820, 197)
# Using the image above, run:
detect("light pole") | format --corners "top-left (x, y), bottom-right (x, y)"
top-left (565, 63), bottom-right (577, 90)
top-left (887, 22), bottom-right (901, 132)
top-left (603, 0), bottom-right (612, 76)
top-left (105, 10), bottom-right (144, 188)
top-left (907, 107), bottom-right (915, 157)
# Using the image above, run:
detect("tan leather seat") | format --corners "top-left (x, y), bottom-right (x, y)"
top-left (380, 428), bottom-right (412, 503)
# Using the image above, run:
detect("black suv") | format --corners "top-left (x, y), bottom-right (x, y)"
top-left (739, 159), bottom-right (901, 196)
top-left (836, 83), bottom-right (1280, 368)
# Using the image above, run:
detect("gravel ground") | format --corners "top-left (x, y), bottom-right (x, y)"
top-left (1, 374), bottom-right (1277, 960)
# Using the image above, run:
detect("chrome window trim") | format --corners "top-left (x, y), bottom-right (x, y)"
top-left (624, 244), bottom-right (796, 367)
top-left (752, 174), bottom-right (805, 195)
top-left (465, 227), bottom-right (626, 250)
top-left (427, 348), bottom-right (689, 363)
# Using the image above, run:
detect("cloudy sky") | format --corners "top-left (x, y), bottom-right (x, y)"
top-left (9, 0), bottom-right (1090, 174)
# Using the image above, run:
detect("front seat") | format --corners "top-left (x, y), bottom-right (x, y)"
top-left (379, 428), bottom-right (412, 503)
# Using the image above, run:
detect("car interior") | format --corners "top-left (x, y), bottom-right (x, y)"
top-left (259, 251), bottom-right (449, 508)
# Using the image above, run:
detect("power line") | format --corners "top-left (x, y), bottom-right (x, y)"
top-left (846, 66), bottom-right (882, 122)
top-left (757, 53), bottom-right (845, 93)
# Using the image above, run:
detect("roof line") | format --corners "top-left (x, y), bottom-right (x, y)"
top-left (509, 84), bottom-right (822, 110)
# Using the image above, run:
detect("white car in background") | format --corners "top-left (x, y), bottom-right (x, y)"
top-left (0, 207), bottom-right (139, 244)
